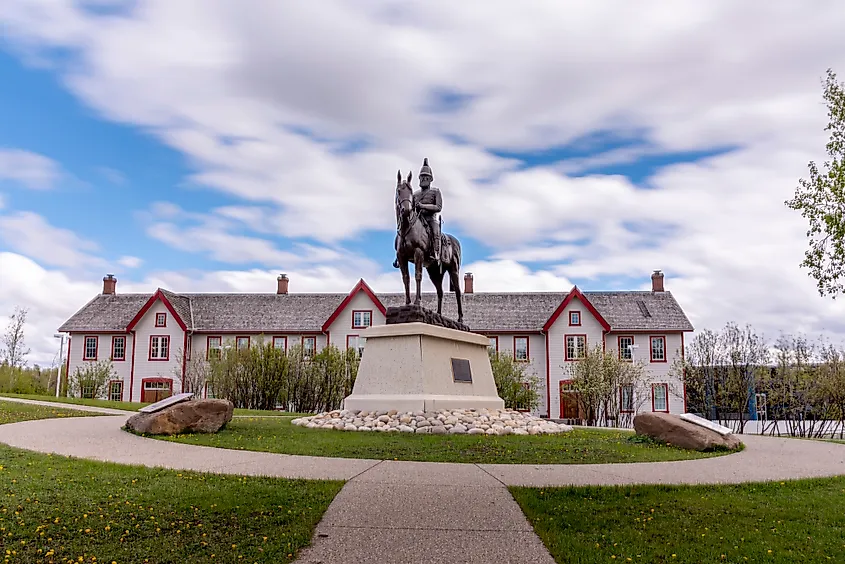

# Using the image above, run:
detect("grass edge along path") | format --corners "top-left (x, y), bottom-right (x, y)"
top-left (511, 478), bottom-right (845, 563)
top-left (0, 401), bottom-right (108, 425)
top-left (0, 401), bottom-right (343, 564)
top-left (152, 416), bottom-right (739, 464)
top-left (0, 393), bottom-right (311, 417)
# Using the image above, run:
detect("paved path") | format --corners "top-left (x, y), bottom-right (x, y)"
top-left (3, 398), bottom-right (845, 563)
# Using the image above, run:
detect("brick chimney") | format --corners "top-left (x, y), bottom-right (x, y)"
top-left (102, 274), bottom-right (117, 295)
top-left (651, 270), bottom-right (664, 292)
top-left (464, 272), bottom-right (474, 294)
top-left (277, 274), bottom-right (289, 295)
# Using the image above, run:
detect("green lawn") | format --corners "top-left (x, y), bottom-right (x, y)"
top-left (0, 402), bottom-right (342, 564)
top-left (0, 401), bottom-right (105, 425)
top-left (512, 479), bottom-right (845, 563)
top-left (0, 393), bottom-right (310, 417)
top-left (154, 417), bottom-right (737, 464)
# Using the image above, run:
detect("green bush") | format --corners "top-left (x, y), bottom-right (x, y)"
top-left (68, 360), bottom-right (116, 399)
top-left (208, 339), bottom-right (359, 413)
top-left (0, 363), bottom-right (59, 395)
top-left (489, 351), bottom-right (540, 411)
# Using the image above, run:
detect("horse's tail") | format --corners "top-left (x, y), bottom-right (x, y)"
top-left (449, 234), bottom-right (462, 271)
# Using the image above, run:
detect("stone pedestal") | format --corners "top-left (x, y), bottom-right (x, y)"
top-left (343, 322), bottom-right (505, 413)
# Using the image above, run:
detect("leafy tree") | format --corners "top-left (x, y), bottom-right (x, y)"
top-left (1, 306), bottom-right (31, 369)
top-left (68, 360), bottom-right (116, 399)
top-left (563, 344), bottom-right (648, 427)
top-left (489, 351), bottom-right (540, 411)
top-left (785, 68), bottom-right (845, 297)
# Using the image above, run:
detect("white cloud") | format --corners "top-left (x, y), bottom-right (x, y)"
top-left (117, 255), bottom-right (142, 268)
top-left (2, 0), bottom-right (845, 357)
top-left (0, 211), bottom-right (102, 268)
top-left (0, 149), bottom-right (62, 190)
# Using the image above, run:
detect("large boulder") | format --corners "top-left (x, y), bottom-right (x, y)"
top-left (125, 399), bottom-right (234, 435)
top-left (633, 412), bottom-right (743, 451)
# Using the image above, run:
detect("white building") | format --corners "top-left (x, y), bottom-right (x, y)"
top-left (59, 270), bottom-right (693, 419)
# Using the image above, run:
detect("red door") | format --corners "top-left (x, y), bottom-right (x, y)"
top-left (141, 379), bottom-right (172, 403)
top-left (559, 380), bottom-right (581, 420)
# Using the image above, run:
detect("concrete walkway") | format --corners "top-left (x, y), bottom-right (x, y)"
top-left (2, 397), bottom-right (845, 563)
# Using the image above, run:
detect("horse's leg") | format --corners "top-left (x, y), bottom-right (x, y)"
top-left (399, 256), bottom-right (411, 305)
top-left (448, 266), bottom-right (463, 324)
top-left (428, 266), bottom-right (444, 315)
top-left (413, 248), bottom-right (424, 306)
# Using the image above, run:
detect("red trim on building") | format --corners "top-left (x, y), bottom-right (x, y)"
top-left (155, 313), bottom-right (167, 327)
top-left (681, 332), bottom-right (687, 412)
top-left (545, 332), bottom-right (551, 419)
top-left (568, 310), bottom-right (582, 326)
top-left (126, 289), bottom-right (188, 332)
top-left (181, 332), bottom-right (188, 393)
top-left (111, 336), bottom-right (126, 361)
top-left (651, 383), bottom-right (669, 412)
top-left (649, 335), bottom-right (667, 363)
top-left (206, 336), bottom-right (222, 360)
top-left (148, 335), bottom-right (170, 361)
top-left (83, 335), bottom-right (98, 361)
top-left (346, 334), bottom-right (359, 350)
top-left (351, 309), bottom-right (373, 329)
top-left (272, 336), bottom-right (288, 351)
top-left (513, 335), bottom-right (530, 362)
top-left (129, 332), bottom-right (136, 402)
top-left (564, 334), bottom-right (587, 361)
top-left (321, 279), bottom-right (386, 332)
top-left (542, 286), bottom-right (611, 332)
top-left (617, 335), bottom-right (635, 361)
top-left (236, 335), bottom-right (251, 350)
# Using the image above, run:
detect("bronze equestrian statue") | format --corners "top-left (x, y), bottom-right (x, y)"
top-left (394, 158), bottom-right (464, 324)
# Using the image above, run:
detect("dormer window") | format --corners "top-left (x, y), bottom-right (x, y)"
top-left (155, 313), bottom-right (166, 327)
top-left (352, 310), bottom-right (372, 328)
top-left (569, 311), bottom-right (581, 326)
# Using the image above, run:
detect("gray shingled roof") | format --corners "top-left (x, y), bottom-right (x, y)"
top-left (58, 286), bottom-right (693, 333)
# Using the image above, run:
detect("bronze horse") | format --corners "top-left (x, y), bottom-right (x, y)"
top-left (395, 170), bottom-right (464, 324)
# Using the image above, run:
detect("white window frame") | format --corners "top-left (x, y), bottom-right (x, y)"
top-left (514, 336), bottom-right (529, 362)
top-left (352, 311), bottom-right (372, 328)
top-left (150, 335), bottom-right (169, 360)
top-left (652, 383), bottom-right (668, 412)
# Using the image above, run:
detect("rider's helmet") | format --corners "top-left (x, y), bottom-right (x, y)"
top-left (419, 158), bottom-right (433, 181)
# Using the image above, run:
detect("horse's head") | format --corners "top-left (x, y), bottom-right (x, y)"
top-left (396, 170), bottom-right (414, 217)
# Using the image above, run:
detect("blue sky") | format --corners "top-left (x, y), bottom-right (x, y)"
top-left (0, 1), bottom-right (843, 364)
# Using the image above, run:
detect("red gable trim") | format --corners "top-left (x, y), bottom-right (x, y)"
top-left (321, 279), bottom-right (387, 333)
top-left (542, 286), bottom-right (611, 332)
top-left (126, 289), bottom-right (188, 332)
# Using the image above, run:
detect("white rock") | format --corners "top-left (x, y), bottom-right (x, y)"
top-left (485, 428), bottom-right (497, 435)
top-left (398, 425), bottom-right (414, 433)
top-left (377, 415), bottom-right (390, 423)
top-left (430, 426), bottom-right (447, 435)
top-left (415, 426), bottom-right (431, 434)
top-left (468, 428), bottom-right (485, 435)
top-left (512, 428), bottom-right (529, 436)
top-left (344, 424), bottom-right (357, 432)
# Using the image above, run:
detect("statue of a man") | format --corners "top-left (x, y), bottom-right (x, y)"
top-left (393, 158), bottom-right (443, 267)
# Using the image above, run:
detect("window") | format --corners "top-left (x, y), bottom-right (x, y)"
top-left (514, 336), bottom-right (529, 361)
top-left (149, 335), bottom-right (170, 361)
top-left (352, 310), bottom-right (372, 328)
top-left (236, 336), bottom-right (250, 350)
top-left (273, 336), bottom-right (287, 351)
top-left (83, 336), bottom-right (98, 361)
top-left (207, 336), bottom-right (222, 360)
top-left (303, 336), bottom-right (316, 359)
top-left (488, 336), bottom-right (499, 353)
top-left (155, 313), bottom-right (166, 327)
top-left (347, 335), bottom-right (365, 357)
top-left (81, 384), bottom-right (94, 399)
top-left (111, 336), bottom-right (126, 361)
top-left (109, 381), bottom-right (123, 402)
top-left (650, 336), bottom-right (666, 362)
top-left (569, 311), bottom-right (581, 326)
top-left (652, 383), bottom-right (668, 412)
top-left (620, 384), bottom-right (634, 413)
top-left (565, 335), bottom-right (587, 360)
top-left (618, 336), bottom-right (634, 361)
